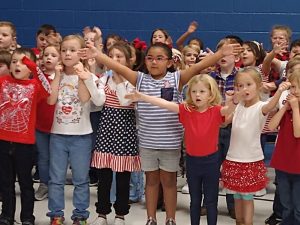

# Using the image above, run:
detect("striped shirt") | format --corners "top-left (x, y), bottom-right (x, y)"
top-left (136, 71), bottom-right (183, 150)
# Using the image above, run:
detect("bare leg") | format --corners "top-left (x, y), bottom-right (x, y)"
top-left (145, 170), bottom-right (160, 220)
top-left (160, 170), bottom-right (177, 220)
top-left (243, 199), bottom-right (254, 225)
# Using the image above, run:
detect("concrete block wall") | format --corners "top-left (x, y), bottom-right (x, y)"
top-left (1, 0), bottom-right (299, 50)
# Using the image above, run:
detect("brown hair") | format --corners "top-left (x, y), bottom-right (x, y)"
top-left (0, 50), bottom-right (12, 68)
top-left (0, 21), bottom-right (16, 37)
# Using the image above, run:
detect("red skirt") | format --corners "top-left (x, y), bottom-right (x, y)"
top-left (221, 160), bottom-right (268, 193)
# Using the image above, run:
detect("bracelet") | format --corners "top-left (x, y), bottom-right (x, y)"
top-left (232, 99), bottom-right (239, 105)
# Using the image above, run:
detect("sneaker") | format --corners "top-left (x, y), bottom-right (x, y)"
top-left (181, 183), bottom-right (189, 194)
top-left (35, 183), bottom-right (48, 201)
top-left (50, 217), bottom-right (65, 225)
top-left (166, 218), bottom-right (176, 225)
top-left (145, 217), bottom-right (157, 225)
top-left (114, 217), bottom-right (125, 225)
top-left (0, 216), bottom-right (14, 225)
top-left (72, 218), bottom-right (87, 225)
top-left (265, 213), bottom-right (282, 225)
top-left (90, 217), bottom-right (107, 225)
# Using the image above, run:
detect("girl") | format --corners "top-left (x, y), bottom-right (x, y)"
top-left (78, 41), bottom-right (242, 225)
top-left (221, 67), bottom-right (290, 225)
top-left (125, 74), bottom-right (237, 225)
top-left (269, 70), bottom-right (300, 225)
top-left (89, 42), bottom-right (140, 225)
top-left (46, 35), bottom-right (104, 225)
top-left (103, 34), bottom-right (123, 54)
top-left (35, 45), bottom-right (61, 201)
top-left (181, 44), bottom-right (201, 69)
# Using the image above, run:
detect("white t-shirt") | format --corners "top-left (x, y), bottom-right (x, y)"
top-left (51, 73), bottom-right (104, 135)
top-left (226, 101), bottom-right (267, 162)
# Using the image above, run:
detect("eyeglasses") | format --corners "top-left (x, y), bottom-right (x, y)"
top-left (145, 56), bottom-right (169, 62)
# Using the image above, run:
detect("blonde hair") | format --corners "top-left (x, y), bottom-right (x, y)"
top-left (185, 74), bottom-right (221, 110)
top-left (235, 67), bottom-right (262, 90)
top-left (0, 21), bottom-right (16, 37)
top-left (182, 44), bottom-right (201, 67)
top-left (271, 25), bottom-right (292, 42)
top-left (61, 34), bottom-right (85, 49)
top-left (288, 70), bottom-right (300, 87)
top-left (286, 56), bottom-right (300, 77)
top-left (216, 38), bottom-right (239, 51)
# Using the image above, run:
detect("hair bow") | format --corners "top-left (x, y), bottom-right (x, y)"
top-left (133, 38), bottom-right (147, 51)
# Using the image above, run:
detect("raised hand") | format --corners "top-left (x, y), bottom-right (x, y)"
top-left (273, 41), bottom-right (288, 56)
top-left (221, 43), bottom-right (244, 56)
top-left (286, 93), bottom-right (299, 110)
top-left (78, 43), bottom-right (99, 60)
top-left (187, 21), bottom-right (198, 33)
top-left (278, 81), bottom-right (291, 93)
top-left (73, 62), bottom-right (91, 80)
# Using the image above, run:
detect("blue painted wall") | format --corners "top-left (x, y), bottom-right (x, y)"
top-left (1, 0), bottom-right (300, 50)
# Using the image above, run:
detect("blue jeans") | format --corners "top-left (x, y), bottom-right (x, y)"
top-left (276, 170), bottom-right (300, 225)
top-left (36, 130), bottom-right (51, 185)
top-left (129, 171), bottom-right (144, 202)
top-left (186, 152), bottom-right (220, 225)
top-left (47, 134), bottom-right (92, 220)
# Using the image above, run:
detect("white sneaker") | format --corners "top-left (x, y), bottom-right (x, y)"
top-left (35, 183), bottom-right (48, 200)
top-left (114, 218), bottom-right (125, 225)
top-left (181, 183), bottom-right (189, 194)
top-left (90, 216), bottom-right (108, 225)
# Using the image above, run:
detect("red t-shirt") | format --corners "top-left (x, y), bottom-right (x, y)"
top-left (270, 111), bottom-right (300, 174)
top-left (179, 104), bottom-right (224, 156)
top-left (36, 73), bottom-right (55, 133)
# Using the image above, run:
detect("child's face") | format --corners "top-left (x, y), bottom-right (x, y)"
top-left (145, 47), bottom-right (172, 79)
top-left (217, 54), bottom-right (237, 71)
top-left (10, 53), bottom-right (31, 80)
top-left (287, 64), bottom-right (300, 77)
top-left (152, 30), bottom-right (167, 44)
top-left (290, 80), bottom-right (300, 100)
top-left (108, 48), bottom-right (127, 66)
top-left (184, 49), bottom-right (198, 66)
top-left (0, 26), bottom-right (15, 50)
top-left (236, 73), bottom-right (260, 103)
top-left (0, 63), bottom-right (9, 76)
top-left (190, 81), bottom-right (211, 109)
top-left (61, 39), bottom-right (81, 67)
top-left (271, 29), bottom-right (289, 47)
top-left (290, 46), bottom-right (300, 59)
top-left (36, 33), bottom-right (48, 50)
top-left (84, 32), bottom-right (96, 46)
top-left (43, 46), bottom-right (60, 71)
top-left (241, 44), bottom-right (256, 67)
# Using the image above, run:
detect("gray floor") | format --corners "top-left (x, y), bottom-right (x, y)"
top-left (1, 168), bottom-right (276, 225)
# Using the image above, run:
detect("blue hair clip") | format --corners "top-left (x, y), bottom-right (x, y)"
top-left (105, 70), bottom-right (113, 77)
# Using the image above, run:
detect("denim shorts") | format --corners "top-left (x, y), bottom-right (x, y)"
top-left (139, 147), bottom-right (180, 172)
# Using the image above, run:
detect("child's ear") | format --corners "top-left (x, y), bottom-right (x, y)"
top-left (166, 59), bottom-right (173, 68)
top-left (234, 55), bottom-right (240, 63)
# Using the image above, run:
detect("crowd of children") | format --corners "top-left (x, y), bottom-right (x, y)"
top-left (0, 19), bottom-right (300, 225)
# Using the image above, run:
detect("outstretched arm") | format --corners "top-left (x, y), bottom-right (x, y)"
top-left (180, 43), bottom-right (243, 85)
top-left (176, 21), bottom-right (198, 51)
top-left (78, 44), bottom-right (138, 86)
top-left (125, 90), bottom-right (179, 113)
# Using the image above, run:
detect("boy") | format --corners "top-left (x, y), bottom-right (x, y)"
top-left (0, 21), bottom-right (17, 53)
top-left (210, 38), bottom-right (241, 219)
top-left (0, 48), bottom-right (51, 225)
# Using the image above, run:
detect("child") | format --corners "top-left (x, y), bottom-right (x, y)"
top-left (181, 44), bottom-right (201, 69)
top-left (89, 42), bottom-right (140, 225)
top-left (78, 41), bottom-right (242, 225)
top-left (0, 47), bottom-right (51, 225)
top-left (175, 21), bottom-right (204, 52)
top-left (0, 49), bottom-right (11, 203)
top-left (221, 67), bottom-right (290, 225)
top-left (0, 21), bottom-right (17, 53)
top-left (209, 37), bottom-right (241, 218)
top-left (103, 34), bottom-right (123, 54)
top-left (0, 50), bottom-right (11, 76)
top-left (269, 70), bottom-right (300, 225)
top-left (46, 35), bottom-right (104, 225)
top-left (34, 45), bottom-right (61, 201)
top-left (126, 74), bottom-right (237, 225)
